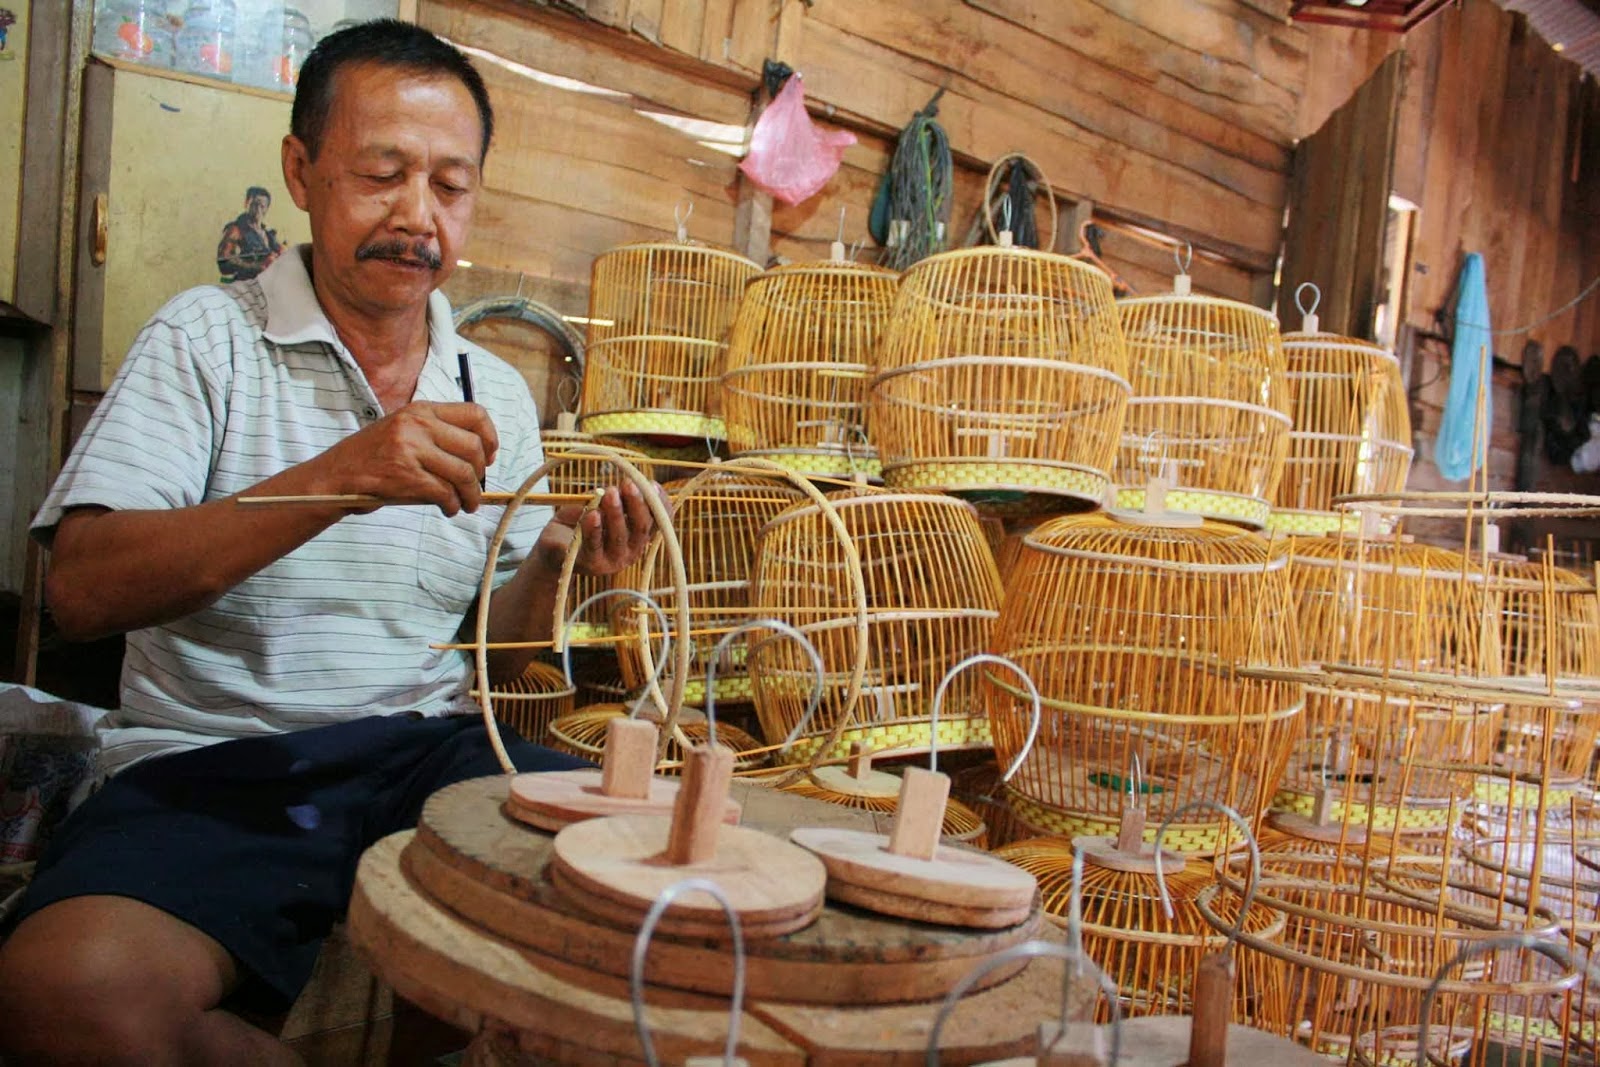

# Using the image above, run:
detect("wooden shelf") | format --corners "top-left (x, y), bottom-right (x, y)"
top-left (90, 55), bottom-right (294, 105)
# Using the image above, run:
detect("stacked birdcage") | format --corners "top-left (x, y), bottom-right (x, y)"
top-left (986, 508), bottom-right (1304, 856)
top-left (721, 256), bottom-right (899, 479)
top-left (1266, 289), bottom-right (1413, 536)
top-left (578, 238), bottom-right (759, 448)
top-left (748, 489), bottom-right (1003, 763)
top-left (609, 468), bottom-right (805, 711)
top-left (869, 240), bottom-right (1130, 516)
top-left (996, 832), bottom-right (1292, 1029)
top-left (1114, 271), bottom-right (1291, 529)
top-left (472, 659), bottom-right (576, 747)
top-left (1271, 532), bottom-right (1504, 844)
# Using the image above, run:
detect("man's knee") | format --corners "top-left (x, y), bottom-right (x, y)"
top-left (0, 895), bottom-right (234, 1064)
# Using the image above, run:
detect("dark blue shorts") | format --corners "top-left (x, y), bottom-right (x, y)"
top-left (11, 713), bottom-right (586, 1012)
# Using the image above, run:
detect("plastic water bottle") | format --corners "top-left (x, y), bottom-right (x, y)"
top-left (262, 8), bottom-right (315, 89)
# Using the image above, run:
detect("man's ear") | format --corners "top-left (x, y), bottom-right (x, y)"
top-left (281, 135), bottom-right (313, 212)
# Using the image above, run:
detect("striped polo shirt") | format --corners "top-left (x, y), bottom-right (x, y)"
top-left (32, 246), bottom-right (550, 777)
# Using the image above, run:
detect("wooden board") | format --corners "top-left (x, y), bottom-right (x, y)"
top-left (352, 831), bottom-right (1078, 1067)
top-left (550, 815), bottom-right (827, 940)
top-left (407, 775), bottom-right (1045, 1005)
top-left (504, 769), bottom-right (741, 832)
top-left (789, 827), bottom-right (1036, 929)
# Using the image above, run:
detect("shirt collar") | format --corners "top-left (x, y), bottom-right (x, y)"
top-left (260, 244), bottom-right (463, 361)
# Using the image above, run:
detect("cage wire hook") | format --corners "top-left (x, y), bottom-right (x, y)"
top-left (1295, 282), bottom-right (1322, 319)
top-left (561, 589), bottom-right (673, 720)
top-left (1174, 240), bottom-right (1193, 276)
top-left (557, 373), bottom-right (582, 416)
top-left (925, 940), bottom-right (1122, 1067)
top-left (631, 877), bottom-right (747, 1067)
top-left (675, 201), bottom-right (694, 243)
top-left (927, 654), bottom-right (1040, 777)
top-left (692, 620), bottom-right (823, 754)
top-left (1417, 934), bottom-right (1589, 1060)
top-left (1153, 800), bottom-right (1260, 956)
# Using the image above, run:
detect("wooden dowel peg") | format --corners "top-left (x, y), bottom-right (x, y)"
top-left (1187, 953), bottom-right (1234, 1067)
top-left (887, 766), bottom-right (951, 862)
top-left (1114, 805), bottom-right (1146, 855)
top-left (665, 745), bottom-right (736, 866)
top-left (600, 717), bottom-right (658, 801)
top-left (847, 741), bottom-right (873, 780)
top-left (1037, 1021), bottom-right (1107, 1067)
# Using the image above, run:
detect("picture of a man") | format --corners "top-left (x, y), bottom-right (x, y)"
top-left (215, 185), bottom-right (284, 281)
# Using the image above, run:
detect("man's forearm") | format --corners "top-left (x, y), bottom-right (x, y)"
top-left (45, 471), bottom-right (350, 642)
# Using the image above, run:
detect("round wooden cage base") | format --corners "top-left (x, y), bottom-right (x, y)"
top-left (807, 764), bottom-right (903, 798)
top-left (502, 769), bottom-right (742, 832)
top-left (351, 829), bottom-right (1076, 1066)
top-left (980, 1017), bottom-right (1333, 1067)
top-left (789, 827), bottom-right (1037, 929)
top-left (407, 776), bottom-right (1046, 1005)
top-left (1267, 810), bottom-right (1370, 845)
top-left (551, 814), bottom-right (826, 941)
top-left (1072, 834), bottom-right (1187, 875)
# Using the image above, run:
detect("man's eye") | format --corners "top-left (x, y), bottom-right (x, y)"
top-left (436, 181), bottom-right (467, 195)
top-left (364, 172), bottom-right (401, 183)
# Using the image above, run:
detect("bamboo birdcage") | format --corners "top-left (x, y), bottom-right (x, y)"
top-left (749, 490), bottom-right (1004, 763)
top-left (1114, 272), bottom-right (1291, 530)
top-left (869, 242), bottom-right (1130, 515)
top-left (995, 835), bottom-right (1292, 1031)
top-left (1272, 533), bottom-right (1505, 830)
top-left (609, 470), bottom-right (806, 708)
top-left (578, 239), bottom-right (760, 445)
top-left (470, 659), bottom-right (576, 745)
top-left (987, 512), bottom-right (1304, 855)
top-left (721, 256), bottom-right (899, 480)
top-left (1266, 293), bottom-right (1412, 536)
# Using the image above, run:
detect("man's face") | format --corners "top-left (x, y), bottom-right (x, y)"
top-left (247, 194), bottom-right (270, 222)
top-left (282, 62), bottom-right (482, 317)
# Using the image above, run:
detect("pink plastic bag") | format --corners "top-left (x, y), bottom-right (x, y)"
top-left (739, 74), bottom-right (856, 206)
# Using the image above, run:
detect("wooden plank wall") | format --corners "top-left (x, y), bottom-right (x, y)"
top-left (1386, 0), bottom-right (1600, 498)
top-left (420, 0), bottom-right (1312, 313)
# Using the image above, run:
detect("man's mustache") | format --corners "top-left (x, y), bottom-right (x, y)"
top-left (356, 239), bottom-right (443, 269)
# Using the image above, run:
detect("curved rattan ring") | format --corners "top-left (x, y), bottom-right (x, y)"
top-left (1417, 933), bottom-right (1587, 1065)
top-left (981, 152), bottom-right (1060, 248)
top-left (452, 294), bottom-right (586, 376)
top-left (925, 940), bottom-right (1121, 1067)
top-left (635, 457), bottom-right (870, 776)
top-left (631, 877), bottom-right (745, 1067)
top-left (474, 445), bottom-right (690, 773)
top-left (927, 652), bottom-right (1041, 779)
top-left (560, 589), bottom-right (673, 721)
top-left (704, 619), bottom-right (825, 752)
top-left (1153, 800), bottom-right (1260, 954)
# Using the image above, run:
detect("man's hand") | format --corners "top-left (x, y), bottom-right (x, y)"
top-left (315, 401), bottom-right (497, 516)
top-left (535, 481), bottom-right (662, 577)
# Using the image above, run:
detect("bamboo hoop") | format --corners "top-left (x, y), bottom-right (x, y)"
top-left (473, 445), bottom-right (689, 773)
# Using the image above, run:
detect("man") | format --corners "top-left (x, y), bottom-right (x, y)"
top-left (0, 21), bottom-right (657, 1064)
top-left (215, 186), bottom-right (285, 282)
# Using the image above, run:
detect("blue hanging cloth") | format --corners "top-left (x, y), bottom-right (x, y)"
top-left (1434, 252), bottom-right (1493, 482)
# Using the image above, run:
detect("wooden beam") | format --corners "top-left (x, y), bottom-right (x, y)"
top-left (14, 1), bottom-right (73, 322)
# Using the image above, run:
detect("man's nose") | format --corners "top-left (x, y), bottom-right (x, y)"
top-left (389, 175), bottom-right (436, 236)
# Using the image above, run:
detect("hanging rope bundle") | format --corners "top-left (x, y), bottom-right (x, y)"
top-left (874, 88), bottom-right (953, 271)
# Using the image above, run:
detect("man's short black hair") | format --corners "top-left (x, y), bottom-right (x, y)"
top-left (245, 186), bottom-right (271, 202)
top-left (291, 19), bottom-right (494, 164)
